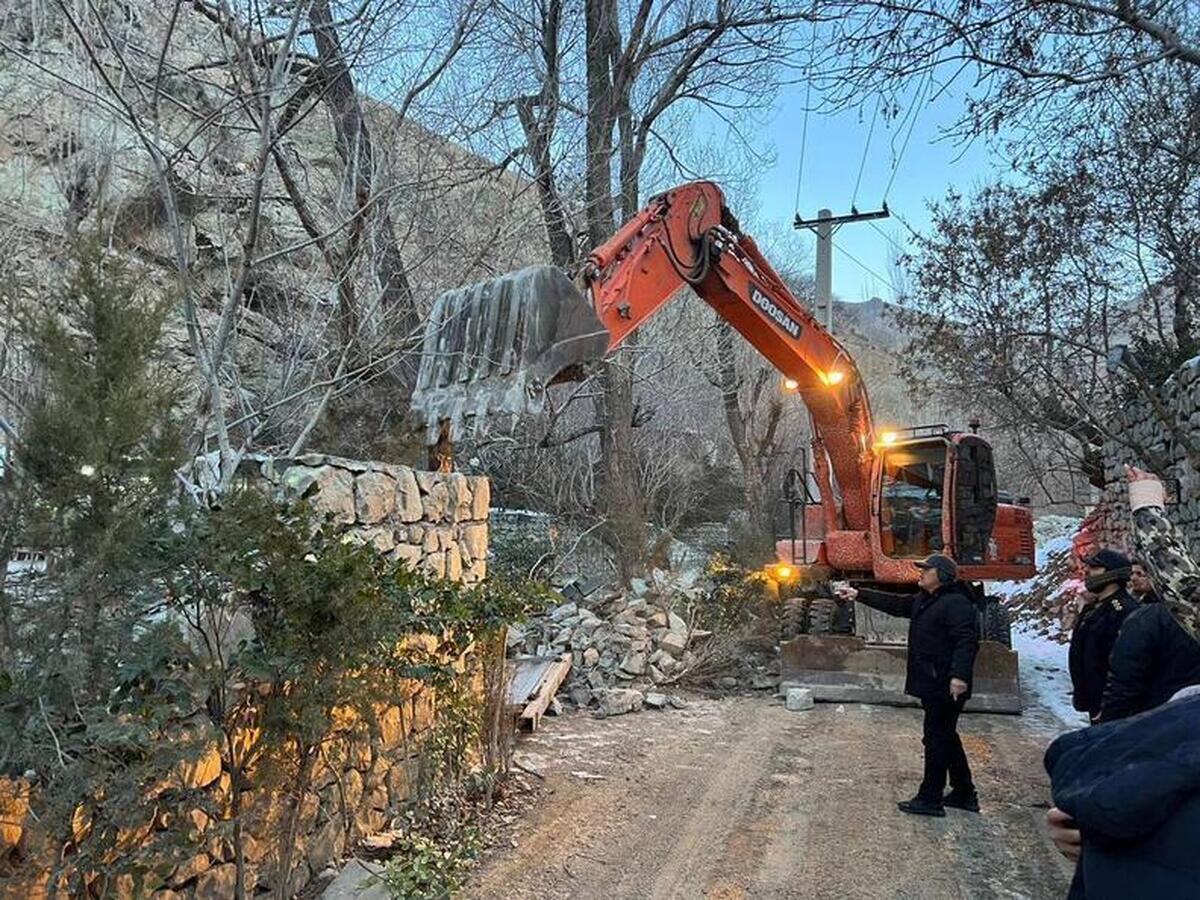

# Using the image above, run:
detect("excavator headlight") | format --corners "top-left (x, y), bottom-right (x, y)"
top-left (782, 377), bottom-right (800, 392)
top-left (769, 563), bottom-right (796, 582)
top-left (879, 431), bottom-right (898, 446)
top-left (825, 369), bottom-right (845, 386)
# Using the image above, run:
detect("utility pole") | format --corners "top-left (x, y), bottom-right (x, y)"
top-left (795, 204), bottom-right (889, 334)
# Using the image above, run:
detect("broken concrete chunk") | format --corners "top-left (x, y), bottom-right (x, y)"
top-left (644, 692), bottom-right (668, 709)
top-left (786, 687), bottom-right (814, 711)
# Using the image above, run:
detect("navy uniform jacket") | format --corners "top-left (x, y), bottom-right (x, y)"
top-left (1068, 590), bottom-right (1137, 717)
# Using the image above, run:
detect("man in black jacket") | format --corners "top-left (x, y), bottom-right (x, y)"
top-left (1099, 599), bottom-right (1200, 721)
top-left (1068, 549), bottom-right (1138, 722)
top-left (835, 554), bottom-right (980, 817)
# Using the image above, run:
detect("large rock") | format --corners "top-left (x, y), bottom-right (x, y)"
top-left (423, 480), bottom-right (451, 522)
top-left (470, 476), bottom-right (491, 520)
top-left (308, 466), bottom-right (356, 525)
top-left (447, 472), bottom-right (473, 522)
top-left (659, 632), bottom-right (688, 659)
top-left (307, 817), bottom-right (344, 875)
top-left (395, 468), bottom-right (423, 522)
top-left (461, 522), bottom-right (488, 563)
top-left (170, 852), bottom-right (212, 888)
top-left (619, 651), bottom-right (647, 676)
top-left (192, 868), bottom-right (236, 900)
top-left (393, 544), bottom-right (421, 568)
top-left (177, 743), bottom-right (222, 789)
top-left (0, 777), bottom-right (28, 855)
top-left (444, 543), bottom-right (463, 581)
top-left (596, 688), bottom-right (644, 716)
top-left (354, 471), bottom-right (396, 524)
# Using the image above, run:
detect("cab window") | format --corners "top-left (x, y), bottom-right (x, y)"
top-left (879, 443), bottom-right (945, 558)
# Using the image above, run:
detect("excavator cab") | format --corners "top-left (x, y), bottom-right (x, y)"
top-left (870, 430), bottom-right (1025, 582)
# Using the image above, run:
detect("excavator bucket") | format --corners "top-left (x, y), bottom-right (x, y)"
top-left (410, 265), bottom-right (612, 442)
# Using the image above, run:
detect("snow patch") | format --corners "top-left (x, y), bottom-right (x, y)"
top-left (1014, 623), bottom-right (1087, 730)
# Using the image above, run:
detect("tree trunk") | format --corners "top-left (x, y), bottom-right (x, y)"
top-left (585, 0), bottom-right (646, 584)
top-left (716, 323), bottom-right (775, 565)
top-left (309, 1), bottom-right (421, 393)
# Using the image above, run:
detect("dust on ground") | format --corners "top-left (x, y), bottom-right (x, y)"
top-left (465, 694), bottom-right (1074, 900)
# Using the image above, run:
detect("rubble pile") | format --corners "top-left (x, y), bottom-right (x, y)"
top-left (507, 571), bottom-right (780, 716)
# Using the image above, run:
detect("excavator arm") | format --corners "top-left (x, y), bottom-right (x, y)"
top-left (411, 181), bottom-right (877, 531)
top-left (578, 182), bottom-right (876, 532)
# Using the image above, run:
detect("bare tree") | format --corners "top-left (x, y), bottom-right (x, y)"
top-left (472, 0), bottom-right (816, 582)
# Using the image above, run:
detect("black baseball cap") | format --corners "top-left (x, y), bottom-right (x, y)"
top-left (1083, 549), bottom-right (1132, 571)
top-left (914, 554), bottom-right (958, 583)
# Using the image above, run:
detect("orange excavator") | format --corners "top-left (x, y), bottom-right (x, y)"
top-left (412, 181), bottom-right (1034, 711)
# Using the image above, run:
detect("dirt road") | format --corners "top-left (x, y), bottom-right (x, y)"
top-left (466, 694), bottom-right (1075, 900)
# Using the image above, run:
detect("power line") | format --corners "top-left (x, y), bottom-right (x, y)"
top-left (868, 219), bottom-right (907, 256)
top-left (832, 239), bottom-right (892, 287)
top-left (852, 94), bottom-right (881, 210)
top-left (882, 70), bottom-right (933, 202)
top-left (793, 21), bottom-right (818, 213)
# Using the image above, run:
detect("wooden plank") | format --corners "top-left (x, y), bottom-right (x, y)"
top-left (506, 656), bottom-right (556, 706)
top-left (520, 653), bottom-right (572, 732)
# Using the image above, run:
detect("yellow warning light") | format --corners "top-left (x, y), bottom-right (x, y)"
top-left (782, 377), bottom-right (800, 392)
top-left (825, 369), bottom-right (846, 386)
top-left (772, 564), bottom-right (795, 582)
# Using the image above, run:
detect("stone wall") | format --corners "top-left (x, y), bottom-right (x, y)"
top-left (1, 454), bottom-right (493, 899)
top-left (1095, 357), bottom-right (1200, 552)
top-left (230, 452), bottom-right (491, 585)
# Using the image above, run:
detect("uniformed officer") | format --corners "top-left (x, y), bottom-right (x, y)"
top-left (1068, 549), bottom-right (1139, 723)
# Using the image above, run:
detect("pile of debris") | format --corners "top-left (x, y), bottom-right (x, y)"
top-left (993, 515), bottom-right (1084, 641)
top-left (507, 571), bottom-right (779, 717)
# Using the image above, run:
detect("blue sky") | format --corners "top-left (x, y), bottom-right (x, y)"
top-left (746, 83), bottom-right (1002, 303)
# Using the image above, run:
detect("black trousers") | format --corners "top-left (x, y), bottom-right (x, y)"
top-left (919, 695), bottom-right (973, 800)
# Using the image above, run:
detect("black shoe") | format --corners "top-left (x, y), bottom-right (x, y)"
top-left (897, 796), bottom-right (946, 817)
top-left (943, 789), bottom-right (981, 813)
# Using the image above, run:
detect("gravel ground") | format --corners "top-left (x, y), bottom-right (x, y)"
top-left (464, 692), bottom-right (1076, 900)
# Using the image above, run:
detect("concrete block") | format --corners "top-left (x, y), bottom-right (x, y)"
top-left (785, 687), bottom-right (814, 711)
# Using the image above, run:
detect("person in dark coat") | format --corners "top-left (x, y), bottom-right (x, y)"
top-left (1046, 466), bottom-right (1200, 898)
top-left (1068, 549), bottom-right (1138, 722)
top-left (835, 554), bottom-right (980, 817)
top-left (1099, 599), bottom-right (1200, 721)
top-left (1046, 692), bottom-right (1200, 899)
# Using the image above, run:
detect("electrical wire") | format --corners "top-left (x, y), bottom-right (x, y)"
top-left (868, 219), bottom-right (907, 256)
top-left (793, 20), bottom-right (818, 215)
top-left (882, 71), bottom-right (933, 202)
top-left (832, 239), bottom-right (892, 286)
top-left (852, 94), bottom-right (881, 210)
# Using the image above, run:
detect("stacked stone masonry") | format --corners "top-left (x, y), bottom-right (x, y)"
top-left (0, 453), bottom-right (491, 898)
top-left (251, 452), bottom-right (490, 585)
top-left (1097, 356), bottom-right (1200, 552)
